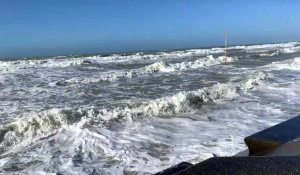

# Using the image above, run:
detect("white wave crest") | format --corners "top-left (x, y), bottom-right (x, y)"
top-left (144, 55), bottom-right (237, 73)
top-left (144, 61), bottom-right (174, 73)
top-left (0, 58), bottom-right (84, 73)
top-left (229, 42), bottom-right (299, 52)
top-left (169, 55), bottom-right (237, 70)
top-left (280, 45), bottom-right (300, 54)
top-left (64, 55), bottom-right (237, 84)
top-left (1, 42), bottom-right (298, 74)
top-left (0, 47), bottom-right (226, 74)
top-left (258, 51), bottom-right (280, 57)
top-left (0, 71), bottom-right (267, 149)
top-left (85, 48), bottom-right (225, 64)
top-left (265, 57), bottom-right (300, 71)
top-left (0, 109), bottom-right (87, 149)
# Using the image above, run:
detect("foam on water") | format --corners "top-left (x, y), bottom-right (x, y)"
top-left (265, 57), bottom-right (300, 70)
top-left (0, 70), bottom-right (267, 154)
top-left (84, 47), bottom-right (225, 64)
top-left (0, 77), bottom-right (292, 174)
top-left (0, 41), bottom-right (297, 74)
top-left (230, 42), bottom-right (299, 52)
top-left (65, 55), bottom-right (237, 84)
top-left (258, 50), bottom-right (280, 57)
top-left (0, 109), bottom-right (86, 150)
top-left (1, 41), bottom-right (300, 174)
top-left (280, 45), bottom-right (300, 54)
top-left (0, 58), bottom-right (84, 74)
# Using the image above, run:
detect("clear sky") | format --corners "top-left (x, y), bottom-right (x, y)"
top-left (1, 0), bottom-right (300, 58)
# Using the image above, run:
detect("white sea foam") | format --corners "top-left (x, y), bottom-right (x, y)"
top-left (168, 55), bottom-right (237, 70)
top-left (0, 108), bottom-right (87, 149)
top-left (258, 50), bottom-right (280, 57)
top-left (0, 70), bottom-right (267, 151)
top-left (1, 41), bottom-right (300, 174)
top-left (65, 55), bottom-right (237, 84)
top-left (280, 45), bottom-right (300, 54)
top-left (0, 58), bottom-right (84, 73)
top-left (85, 47), bottom-right (225, 64)
top-left (229, 42), bottom-right (299, 52)
top-left (1, 42), bottom-right (298, 74)
top-left (265, 57), bottom-right (300, 71)
top-left (0, 47), bottom-right (226, 74)
top-left (1, 79), bottom-right (289, 174)
top-left (0, 53), bottom-right (189, 74)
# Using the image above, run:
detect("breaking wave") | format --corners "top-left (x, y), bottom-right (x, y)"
top-left (0, 47), bottom-right (225, 73)
top-left (280, 45), bottom-right (300, 54)
top-left (2, 41), bottom-right (300, 174)
top-left (258, 50), bottom-right (280, 57)
top-left (0, 71), bottom-right (267, 150)
top-left (84, 48), bottom-right (225, 64)
top-left (0, 109), bottom-right (87, 150)
top-left (230, 42), bottom-right (299, 52)
top-left (166, 55), bottom-right (237, 70)
top-left (265, 57), bottom-right (300, 71)
top-left (1, 42), bottom-right (298, 74)
top-left (0, 58), bottom-right (84, 73)
top-left (64, 55), bottom-right (237, 84)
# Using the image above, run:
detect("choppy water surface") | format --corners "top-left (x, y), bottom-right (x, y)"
top-left (1, 42), bottom-right (300, 174)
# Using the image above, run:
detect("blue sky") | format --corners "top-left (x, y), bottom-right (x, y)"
top-left (0, 0), bottom-right (300, 58)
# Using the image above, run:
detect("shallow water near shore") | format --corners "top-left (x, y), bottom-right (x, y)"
top-left (1, 42), bottom-right (300, 174)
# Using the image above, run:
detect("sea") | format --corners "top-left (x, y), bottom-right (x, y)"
top-left (0, 42), bottom-right (300, 174)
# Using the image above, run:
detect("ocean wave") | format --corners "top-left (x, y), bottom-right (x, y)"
top-left (258, 50), bottom-right (280, 57)
top-left (0, 58), bottom-right (84, 73)
top-left (1, 42), bottom-right (298, 74)
top-left (84, 48), bottom-right (225, 64)
top-left (0, 109), bottom-right (87, 149)
top-left (265, 57), bottom-right (300, 71)
top-left (167, 55), bottom-right (237, 70)
top-left (0, 47), bottom-right (226, 74)
top-left (229, 42), bottom-right (299, 52)
top-left (280, 45), bottom-right (300, 54)
top-left (0, 70), bottom-right (267, 150)
top-left (64, 55), bottom-right (237, 84)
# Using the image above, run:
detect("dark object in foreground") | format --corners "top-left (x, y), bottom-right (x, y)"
top-left (155, 115), bottom-right (300, 175)
top-left (170, 156), bottom-right (300, 175)
top-left (245, 115), bottom-right (300, 155)
top-left (155, 162), bottom-right (192, 175)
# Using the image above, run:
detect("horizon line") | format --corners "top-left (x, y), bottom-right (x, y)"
top-left (1, 40), bottom-right (299, 61)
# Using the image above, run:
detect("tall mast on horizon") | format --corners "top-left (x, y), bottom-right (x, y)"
top-left (224, 31), bottom-right (228, 64)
